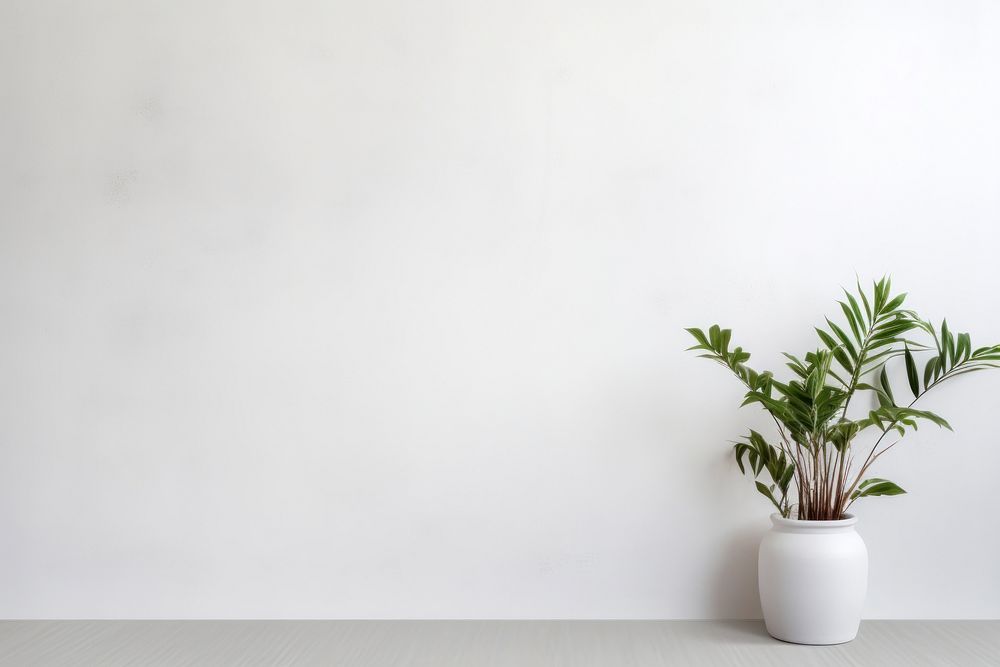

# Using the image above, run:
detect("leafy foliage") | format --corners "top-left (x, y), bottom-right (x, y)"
top-left (733, 431), bottom-right (794, 516)
top-left (686, 277), bottom-right (1000, 520)
top-left (814, 277), bottom-right (922, 397)
top-left (684, 325), bottom-right (773, 394)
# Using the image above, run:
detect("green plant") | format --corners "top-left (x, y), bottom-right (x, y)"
top-left (686, 277), bottom-right (1000, 520)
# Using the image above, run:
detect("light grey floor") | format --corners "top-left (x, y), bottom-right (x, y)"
top-left (0, 620), bottom-right (997, 666)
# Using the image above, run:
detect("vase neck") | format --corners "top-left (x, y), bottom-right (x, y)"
top-left (770, 512), bottom-right (858, 534)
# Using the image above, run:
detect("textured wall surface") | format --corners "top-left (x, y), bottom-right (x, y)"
top-left (2, 0), bottom-right (999, 618)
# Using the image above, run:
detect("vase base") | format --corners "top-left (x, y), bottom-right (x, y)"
top-left (765, 628), bottom-right (858, 646)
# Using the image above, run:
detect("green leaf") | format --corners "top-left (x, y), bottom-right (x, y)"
top-left (958, 333), bottom-right (971, 362)
top-left (816, 328), bottom-right (853, 374)
top-left (873, 278), bottom-right (887, 312)
top-left (816, 327), bottom-right (839, 351)
top-left (851, 478), bottom-right (906, 500)
top-left (845, 289), bottom-right (866, 328)
top-left (880, 293), bottom-right (907, 316)
top-left (873, 320), bottom-right (918, 340)
top-left (923, 356), bottom-right (938, 390)
top-left (733, 442), bottom-right (749, 475)
top-left (904, 347), bottom-right (920, 398)
top-left (684, 327), bottom-right (710, 350)
top-left (709, 325), bottom-right (721, 350)
top-left (909, 408), bottom-right (951, 430)
top-left (827, 318), bottom-right (859, 361)
top-left (778, 464), bottom-right (795, 494)
top-left (878, 366), bottom-right (895, 406)
top-left (828, 369), bottom-right (851, 388)
top-left (755, 481), bottom-right (782, 512)
top-left (940, 320), bottom-right (950, 365)
top-left (858, 279), bottom-right (873, 323)
top-left (840, 301), bottom-right (863, 343)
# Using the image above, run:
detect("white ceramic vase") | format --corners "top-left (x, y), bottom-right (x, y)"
top-left (758, 513), bottom-right (867, 645)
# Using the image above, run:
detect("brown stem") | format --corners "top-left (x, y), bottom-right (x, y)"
top-left (844, 440), bottom-right (902, 511)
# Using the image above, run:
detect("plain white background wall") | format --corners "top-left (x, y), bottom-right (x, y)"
top-left (2, 0), bottom-right (999, 619)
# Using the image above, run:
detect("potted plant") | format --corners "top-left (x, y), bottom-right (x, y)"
top-left (685, 277), bottom-right (1000, 645)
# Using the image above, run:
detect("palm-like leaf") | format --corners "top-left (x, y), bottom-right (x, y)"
top-left (915, 319), bottom-right (1000, 393)
top-left (816, 277), bottom-right (922, 403)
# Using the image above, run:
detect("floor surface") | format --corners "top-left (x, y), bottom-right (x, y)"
top-left (0, 620), bottom-right (996, 666)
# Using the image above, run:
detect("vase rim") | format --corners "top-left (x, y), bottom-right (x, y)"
top-left (770, 512), bottom-right (857, 529)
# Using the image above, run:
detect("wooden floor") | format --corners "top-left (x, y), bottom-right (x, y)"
top-left (0, 620), bottom-right (996, 666)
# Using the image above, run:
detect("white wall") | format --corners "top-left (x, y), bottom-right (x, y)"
top-left (2, 0), bottom-right (999, 619)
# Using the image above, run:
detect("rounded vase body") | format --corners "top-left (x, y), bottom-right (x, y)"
top-left (758, 513), bottom-right (867, 645)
